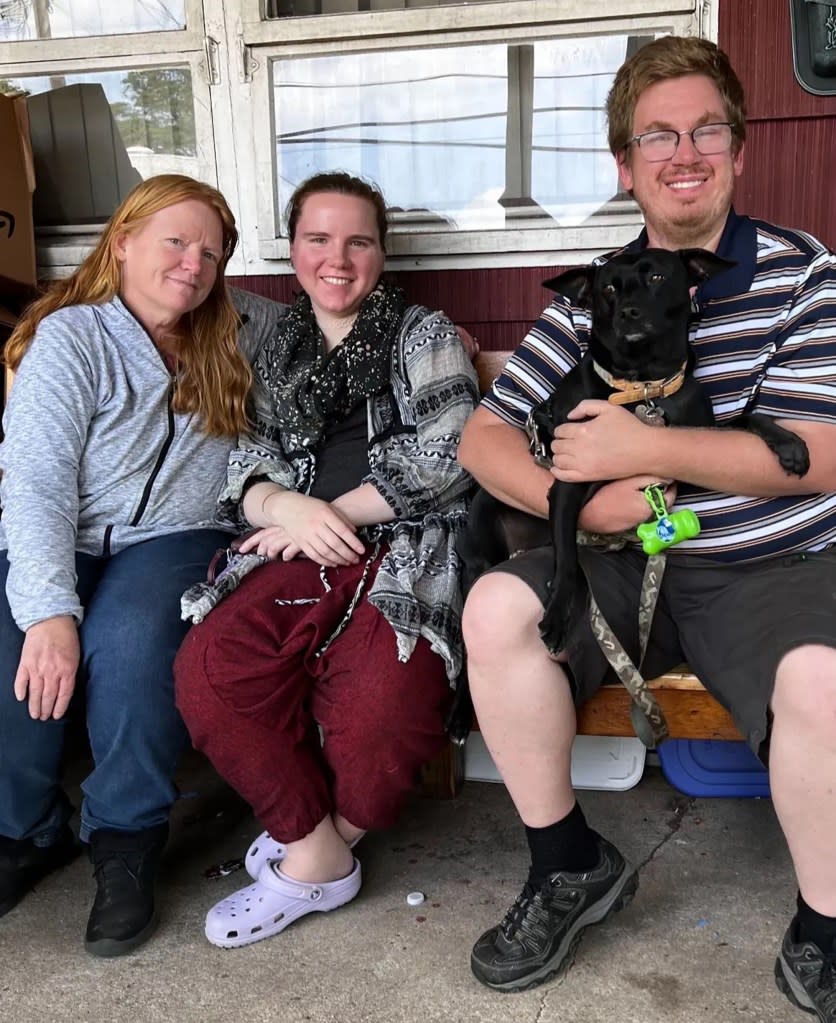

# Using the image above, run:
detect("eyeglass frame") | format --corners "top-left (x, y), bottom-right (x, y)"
top-left (624, 122), bottom-right (737, 163)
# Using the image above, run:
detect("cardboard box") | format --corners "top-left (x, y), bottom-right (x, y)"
top-left (0, 93), bottom-right (36, 292)
top-left (0, 93), bottom-right (37, 411)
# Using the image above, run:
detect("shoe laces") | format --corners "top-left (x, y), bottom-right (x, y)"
top-left (93, 851), bottom-right (143, 889)
top-left (500, 881), bottom-right (538, 941)
top-left (500, 878), bottom-right (579, 946)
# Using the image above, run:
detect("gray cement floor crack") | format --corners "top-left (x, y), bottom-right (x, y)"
top-left (636, 794), bottom-right (696, 871)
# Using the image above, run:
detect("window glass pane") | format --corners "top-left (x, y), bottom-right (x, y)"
top-left (0, 1), bottom-right (186, 43)
top-left (265, 0), bottom-right (506, 17)
top-left (272, 36), bottom-right (633, 236)
top-left (0, 69), bottom-right (196, 226)
top-left (531, 38), bottom-right (632, 225)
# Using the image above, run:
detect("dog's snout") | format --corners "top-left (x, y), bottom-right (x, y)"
top-left (619, 304), bottom-right (643, 321)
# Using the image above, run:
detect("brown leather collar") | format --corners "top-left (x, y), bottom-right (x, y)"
top-left (592, 360), bottom-right (687, 406)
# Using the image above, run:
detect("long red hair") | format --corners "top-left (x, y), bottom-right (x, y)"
top-left (4, 173), bottom-right (251, 437)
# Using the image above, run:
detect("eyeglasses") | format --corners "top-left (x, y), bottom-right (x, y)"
top-left (627, 122), bottom-right (735, 163)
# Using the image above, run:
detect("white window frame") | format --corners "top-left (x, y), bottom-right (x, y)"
top-left (220, 0), bottom-right (716, 273)
top-left (0, 0), bottom-right (719, 276)
top-left (0, 0), bottom-right (221, 276)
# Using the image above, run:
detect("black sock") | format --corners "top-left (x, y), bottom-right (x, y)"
top-left (796, 893), bottom-right (836, 952)
top-left (525, 802), bottom-right (599, 886)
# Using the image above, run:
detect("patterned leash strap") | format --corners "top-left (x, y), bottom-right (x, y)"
top-left (582, 537), bottom-right (671, 747)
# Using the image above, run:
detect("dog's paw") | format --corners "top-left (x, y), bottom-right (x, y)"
top-left (775, 437), bottom-right (810, 477)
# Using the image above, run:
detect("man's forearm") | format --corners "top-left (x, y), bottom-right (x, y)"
top-left (458, 409), bottom-right (552, 517)
top-left (648, 420), bottom-right (832, 496)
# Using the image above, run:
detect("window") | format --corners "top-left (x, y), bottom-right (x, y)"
top-left (0, 0), bottom-right (713, 275)
top-left (0, 1), bottom-right (187, 41)
top-left (267, 37), bottom-right (643, 249)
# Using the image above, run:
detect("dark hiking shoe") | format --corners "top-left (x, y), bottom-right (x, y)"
top-left (471, 834), bottom-right (638, 992)
top-left (85, 823), bottom-right (168, 957)
top-left (775, 918), bottom-right (836, 1021)
top-left (0, 827), bottom-right (80, 917)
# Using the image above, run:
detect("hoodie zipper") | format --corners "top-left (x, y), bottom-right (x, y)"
top-left (131, 375), bottom-right (176, 526)
top-left (102, 374), bottom-right (176, 555)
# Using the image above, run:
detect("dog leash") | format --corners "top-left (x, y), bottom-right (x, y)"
top-left (580, 536), bottom-right (670, 748)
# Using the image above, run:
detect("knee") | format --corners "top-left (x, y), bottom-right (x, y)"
top-left (172, 627), bottom-right (212, 723)
top-left (772, 645), bottom-right (836, 744)
top-left (461, 572), bottom-right (543, 667)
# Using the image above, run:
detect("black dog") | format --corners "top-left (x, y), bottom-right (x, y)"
top-left (459, 247), bottom-right (810, 676)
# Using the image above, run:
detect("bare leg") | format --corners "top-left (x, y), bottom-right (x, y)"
top-left (280, 815), bottom-right (354, 884)
top-left (770, 644), bottom-right (836, 915)
top-left (462, 572), bottom-right (577, 827)
top-left (333, 814), bottom-right (365, 848)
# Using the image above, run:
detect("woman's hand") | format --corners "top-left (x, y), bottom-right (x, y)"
top-left (455, 326), bottom-right (479, 361)
top-left (578, 476), bottom-right (677, 535)
top-left (15, 615), bottom-right (80, 721)
top-left (241, 492), bottom-right (366, 567)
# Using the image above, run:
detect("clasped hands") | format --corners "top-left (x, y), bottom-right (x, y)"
top-left (550, 400), bottom-right (676, 535)
top-left (237, 491), bottom-right (366, 568)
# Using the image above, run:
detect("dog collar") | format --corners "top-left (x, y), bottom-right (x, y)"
top-left (592, 360), bottom-right (687, 406)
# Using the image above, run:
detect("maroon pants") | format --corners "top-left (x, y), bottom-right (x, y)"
top-left (174, 550), bottom-right (451, 842)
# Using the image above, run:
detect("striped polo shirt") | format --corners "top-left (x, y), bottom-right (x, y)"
top-left (482, 210), bottom-right (836, 563)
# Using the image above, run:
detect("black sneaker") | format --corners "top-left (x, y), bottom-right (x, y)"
top-left (471, 834), bottom-right (638, 992)
top-left (0, 827), bottom-right (80, 918)
top-left (775, 917), bottom-right (836, 1021)
top-left (85, 823), bottom-right (168, 958)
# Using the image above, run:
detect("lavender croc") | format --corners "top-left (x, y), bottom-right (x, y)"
top-left (245, 831), bottom-right (287, 881)
top-left (245, 830), bottom-right (362, 881)
top-left (205, 858), bottom-right (362, 949)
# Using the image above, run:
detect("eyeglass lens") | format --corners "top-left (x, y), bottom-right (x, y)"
top-left (637, 123), bottom-right (732, 161)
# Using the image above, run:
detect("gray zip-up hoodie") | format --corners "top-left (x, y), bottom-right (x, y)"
top-left (0, 288), bottom-right (283, 631)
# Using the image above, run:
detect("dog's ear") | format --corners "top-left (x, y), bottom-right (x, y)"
top-left (542, 266), bottom-right (596, 307)
top-left (678, 248), bottom-right (736, 286)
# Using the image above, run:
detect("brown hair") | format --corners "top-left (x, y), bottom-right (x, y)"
top-left (285, 171), bottom-right (388, 251)
top-left (4, 173), bottom-right (251, 437)
top-left (606, 36), bottom-right (746, 158)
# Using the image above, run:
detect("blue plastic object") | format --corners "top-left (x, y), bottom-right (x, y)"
top-left (658, 739), bottom-right (770, 798)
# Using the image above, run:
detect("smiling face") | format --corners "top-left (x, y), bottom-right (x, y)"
top-left (114, 198), bottom-right (223, 338)
top-left (289, 191), bottom-right (385, 324)
top-left (617, 74), bottom-right (744, 251)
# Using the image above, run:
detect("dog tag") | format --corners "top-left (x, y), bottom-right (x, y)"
top-left (634, 403), bottom-right (665, 427)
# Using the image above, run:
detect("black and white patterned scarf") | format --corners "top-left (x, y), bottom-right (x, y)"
top-left (258, 282), bottom-right (407, 452)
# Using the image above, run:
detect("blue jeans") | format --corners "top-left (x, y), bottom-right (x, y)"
top-left (0, 529), bottom-right (229, 842)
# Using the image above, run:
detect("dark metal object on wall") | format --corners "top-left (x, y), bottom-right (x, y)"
top-left (790, 0), bottom-right (836, 94)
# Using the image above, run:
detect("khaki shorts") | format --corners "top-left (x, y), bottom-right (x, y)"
top-left (488, 546), bottom-right (836, 757)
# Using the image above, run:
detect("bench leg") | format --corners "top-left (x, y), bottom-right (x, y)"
top-left (420, 741), bottom-right (465, 799)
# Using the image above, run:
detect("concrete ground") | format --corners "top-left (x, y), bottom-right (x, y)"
top-left (0, 752), bottom-right (799, 1023)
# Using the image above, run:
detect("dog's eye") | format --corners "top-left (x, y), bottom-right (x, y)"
top-left (649, 272), bottom-right (665, 283)
top-left (602, 284), bottom-right (616, 295)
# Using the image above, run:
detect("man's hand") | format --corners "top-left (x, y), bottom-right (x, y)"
top-left (240, 492), bottom-right (365, 567)
top-left (552, 400), bottom-right (651, 482)
top-left (578, 476), bottom-right (677, 534)
top-left (15, 616), bottom-right (80, 721)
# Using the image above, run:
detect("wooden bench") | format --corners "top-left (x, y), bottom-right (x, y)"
top-left (420, 350), bottom-right (740, 799)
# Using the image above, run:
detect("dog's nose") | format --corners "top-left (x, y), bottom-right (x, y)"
top-left (619, 305), bottom-right (642, 321)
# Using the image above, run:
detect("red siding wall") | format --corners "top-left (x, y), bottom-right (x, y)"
top-left (231, 0), bottom-right (836, 351)
top-left (720, 0), bottom-right (836, 243)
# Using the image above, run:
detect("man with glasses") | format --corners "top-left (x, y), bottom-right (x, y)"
top-left (458, 35), bottom-right (836, 1020)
